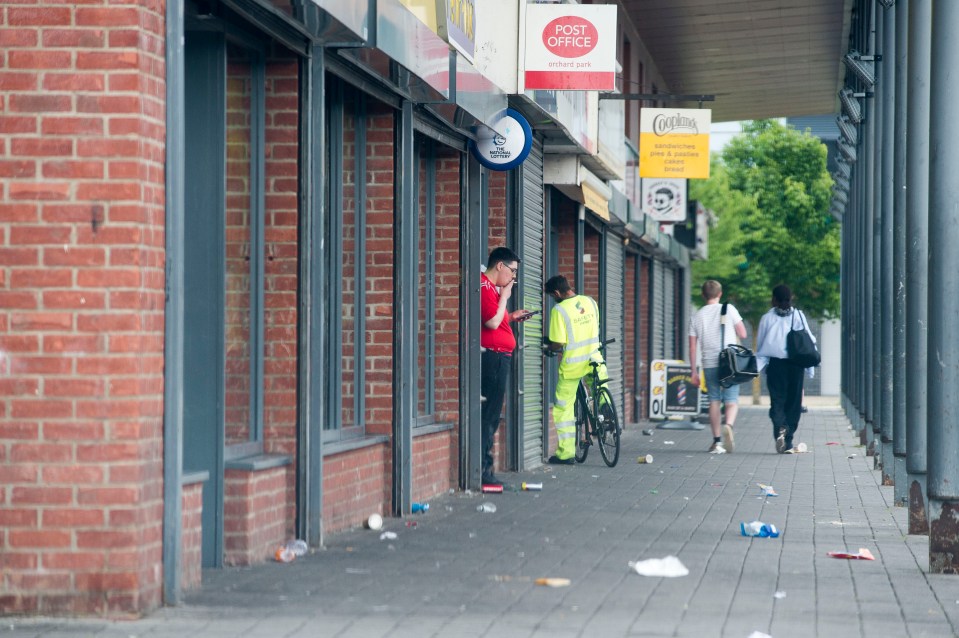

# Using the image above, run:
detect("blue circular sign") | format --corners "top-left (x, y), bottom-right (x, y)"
top-left (469, 108), bottom-right (533, 171)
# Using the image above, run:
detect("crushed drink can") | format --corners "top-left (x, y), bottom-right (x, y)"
top-left (521, 482), bottom-right (542, 491)
top-left (636, 454), bottom-right (654, 464)
top-left (481, 484), bottom-right (503, 493)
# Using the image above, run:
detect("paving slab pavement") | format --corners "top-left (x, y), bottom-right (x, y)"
top-left (7, 406), bottom-right (959, 637)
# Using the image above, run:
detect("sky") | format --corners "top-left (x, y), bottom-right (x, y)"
top-left (709, 121), bottom-right (744, 154)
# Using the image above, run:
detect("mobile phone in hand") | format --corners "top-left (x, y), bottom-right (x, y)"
top-left (517, 310), bottom-right (541, 321)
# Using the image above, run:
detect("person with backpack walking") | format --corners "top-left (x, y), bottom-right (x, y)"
top-left (688, 280), bottom-right (748, 454)
top-left (755, 284), bottom-right (818, 454)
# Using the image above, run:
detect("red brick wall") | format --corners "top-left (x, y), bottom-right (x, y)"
top-left (639, 256), bottom-right (651, 418)
top-left (431, 148), bottom-right (461, 428)
top-left (363, 106), bottom-right (395, 437)
top-left (413, 431), bottom-right (454, 502)
top-left (320, 100), bottom-right (396, 534)
top-left (487, 171), bottom-right (507, 249)
top-left (224, 48), bottom-right (253, 444)
top-left (624, 254), bottom-right (636, 423)
top-left (555, 200), bottom-right (577, 282)
top-left (583, 227), bottom-right (600, 300)
top-left (223, 466), bottom-right (290, 566)
top-left (323, 444), bottom-right (390, 533)
top-left (0, 0), bottom-right (166, 615)
top-left (340, 90), bottom-right (359, 428)
top-left (261, 52), bottom-right (300, 538)
top-left (180, 481), bottom-right (203, 591)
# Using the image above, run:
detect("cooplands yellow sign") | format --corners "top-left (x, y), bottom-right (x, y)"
top-left (639, 108), bottom-right (711, 179)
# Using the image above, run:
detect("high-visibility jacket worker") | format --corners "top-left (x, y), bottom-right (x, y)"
top-left (543, 275), bottom-right (607, 464)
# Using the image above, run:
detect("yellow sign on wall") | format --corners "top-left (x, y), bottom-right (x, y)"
top-left (582, 182), bottom-right (609, 220)
top-left (639, 108), bottom-right (711, 179)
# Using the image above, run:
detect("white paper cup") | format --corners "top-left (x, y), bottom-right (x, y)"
top-left (366, 513), bottom-right (383, 531)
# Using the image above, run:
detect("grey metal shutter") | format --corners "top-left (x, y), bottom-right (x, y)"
top-left (604, 232), bottom-right (625, 416)
top-left (663, 264), bottom-right (676, 359)
top-left (651, 259), bottom-right (665, 360)
top-left (518, 138), bottom-right (545, 470)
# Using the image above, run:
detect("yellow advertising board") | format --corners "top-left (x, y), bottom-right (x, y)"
top-left (639, 108), bottom-right (711, 179)
top-left (398, 0), bottom-right (439, 31)
top-left (398, 0), bottom-right (476, 61)
top-left (582, 182), bottom-right (609, 220)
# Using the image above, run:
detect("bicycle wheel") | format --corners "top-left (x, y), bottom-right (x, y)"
top-left (596, 387), bottom-right (620, 467)
top-left (574, 383), bottom-right (591, 463)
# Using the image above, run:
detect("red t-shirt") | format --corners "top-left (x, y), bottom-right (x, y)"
top-left (480, 273), bottom-right (516, 353)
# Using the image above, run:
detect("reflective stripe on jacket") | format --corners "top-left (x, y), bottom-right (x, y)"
top-left (549, 295), bottom-right (601, 379)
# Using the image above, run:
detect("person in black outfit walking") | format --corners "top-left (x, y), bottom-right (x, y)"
top-left (754, 285), bottom-right (817, 453)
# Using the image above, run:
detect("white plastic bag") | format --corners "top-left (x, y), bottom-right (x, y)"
top-left (627, 555), bottom-right (689, 577)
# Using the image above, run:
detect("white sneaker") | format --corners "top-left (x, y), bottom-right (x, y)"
top-left (775, 428), bottom-right (787, 454)
top-left (708, 442), bottom-right (727, 454)
top-left (722, 424), bottom-right (735, 453)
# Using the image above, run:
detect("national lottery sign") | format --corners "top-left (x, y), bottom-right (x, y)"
top-left (523, 4), bottom-right (617, 91)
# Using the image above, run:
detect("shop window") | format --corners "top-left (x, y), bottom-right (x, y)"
top-left (224, 41), bottom-right (266, 457)
top-left (415, 137), bottom-right (438, 424)
top-left (324, 79), bottom-right (374, 440)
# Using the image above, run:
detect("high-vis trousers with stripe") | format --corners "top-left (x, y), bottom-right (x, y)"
top-left (552, 376), bottom-right (580, 460)
top-left (552, 359), bottom-right (610, 460)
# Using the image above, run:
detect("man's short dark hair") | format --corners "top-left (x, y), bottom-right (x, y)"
top-left (487, 246), bottom-right (520, 270)
top-left (544, 275), bottom-right (571, 295)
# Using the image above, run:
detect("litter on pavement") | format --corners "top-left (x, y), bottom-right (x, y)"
top-left (535, 577), bottom-right (571, 587)
top-left (758, 483), bottom-right (779, 497)
top-left (379, 531), bottom-right (397, 541)
top-left (741, 521), bottom-right (780, 538)
top-left (628, 556), bottom-right (689, 577)
top-left (827, 548), bottom-right (875, 560)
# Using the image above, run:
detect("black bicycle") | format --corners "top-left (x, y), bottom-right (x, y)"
top-left (573, 339), bottom-right (620, 467)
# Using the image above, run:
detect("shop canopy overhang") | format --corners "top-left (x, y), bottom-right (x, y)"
top-left (624, 0), bottom-right (853, 122)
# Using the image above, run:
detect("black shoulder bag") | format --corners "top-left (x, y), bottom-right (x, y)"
top-left (786, 310), bottom-right (821, 368)
top-left (717, 303), bottom-right (759, 388)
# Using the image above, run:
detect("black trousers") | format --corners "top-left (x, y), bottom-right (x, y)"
top-left (765, 358), bottom-right (805, 448)
top-left (481, 350), bottom-right (512, 476)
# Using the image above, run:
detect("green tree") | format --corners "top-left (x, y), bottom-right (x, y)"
top-left (690, 120), bottom-right (840, 328)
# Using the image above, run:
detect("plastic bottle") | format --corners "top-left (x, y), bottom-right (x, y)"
top-left (476, 502), bottom-right (497, 513)
top-left (411, 503), bottom-right (429, 514)
top-left (274, 546), bottom-right (295, 563)
top-left (286, 539), bottom-right (308, 557)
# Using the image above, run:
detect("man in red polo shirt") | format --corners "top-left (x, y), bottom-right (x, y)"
top-left (480, 247), bottom-right (531, 486)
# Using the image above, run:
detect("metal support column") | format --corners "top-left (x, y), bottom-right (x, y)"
top-left (927, 0), bottom-right (959, 573)
top-left (162, 0), bottom-right (185, 605)
top-left (906, 0), bottom-right (930, 536)
top-left (392, 100), bottom-right (415, 516)
top-left (460, 154), bottom-right (483, 490)
top-left (862, 1), bottom-right (877, 452)
top-left (892, 0), bottom-right (909, 505)
top-left (855, 111), bottom-right (872, 443)
top-left (297, 45), bottom-right (325, 548)
top-left (879, 2), bottom-right (895, 484)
